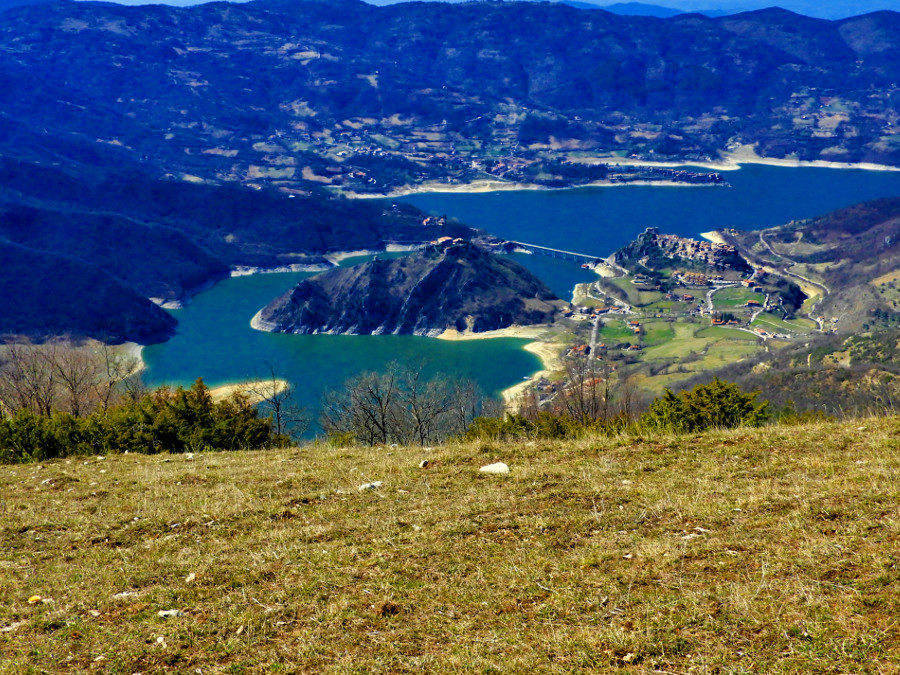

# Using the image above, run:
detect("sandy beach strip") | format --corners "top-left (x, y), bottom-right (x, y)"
top-left (347, 177), bottom-right (712, 199)
top-left (209, 379), bottom-right (290, 404)
top-left (434, 325), bottom-right (563, 405)
top-left (576, 144), bottom-right (900, 174)
top-left (435, 325), bottom-right (549, 341)
top-left (699, 230), bottom-right (728, 245)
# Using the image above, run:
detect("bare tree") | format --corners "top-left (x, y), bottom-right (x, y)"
top-left (0, 340), bottom-right (57, 416)
top-left (322, 368), bottom-right (401, 445)
top-left (558, 355), bottom-right (611, 424)
top-left (249, 362), bottom-right (309, 441)
top-left (321, 364), bottom-right (486, 445)
top-left (0, 338), bottom-right (143, 417)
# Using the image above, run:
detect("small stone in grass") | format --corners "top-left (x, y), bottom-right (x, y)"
top-left (185, 572), bottom-right (196, 583)
top-left (418, 460), bottom-right (429, 469)
top-left (112, 591), bottom-right (139, 600)
top-left (158, 609), bottom-right (183, 618)
top-left (358, 481), bottom-right (383, 491)
top-left (479, 462), bottom-right (510, 475)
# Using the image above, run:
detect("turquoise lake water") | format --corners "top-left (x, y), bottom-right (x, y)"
top-left (143, 164), bottom-right (900, 431)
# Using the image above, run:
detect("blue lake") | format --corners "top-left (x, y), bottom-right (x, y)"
top-left (143, 164), bottom-right (900, 430)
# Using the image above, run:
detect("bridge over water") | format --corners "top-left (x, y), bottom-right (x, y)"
top-left (509, 241), bottom-right (604, 263)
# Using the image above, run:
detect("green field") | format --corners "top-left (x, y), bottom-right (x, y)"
top-left (597, 319), bottom-right (638, 344)
top-left (711, 286), bottom-right (764, 309)
top-left (641, 323), bottom-right (708, 360)
top-left (606, 278), bottom-right (664, 307)
top-left (696, 326), bottom-right (759, 341)
top-left (751, 312), bottom-right (815, 335)
top-left (641, 320), bottom-right (675, 345)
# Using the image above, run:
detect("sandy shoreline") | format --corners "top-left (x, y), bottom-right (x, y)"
top-left (699, 230), bottom-right (728, 246)
top-left (435, 325), bottom-right (549, 341)
top-left (575, 144), bottom-right (900, 174)
top-left (434, 326), bottom-right (562, 404)
top-left (348, 178), bottom-right (712, 199)
top-left (345, 147), bottom-right (898, 200)
top-left (209, 379), bottom-right (290, 404)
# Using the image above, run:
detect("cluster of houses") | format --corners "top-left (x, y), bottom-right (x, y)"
top-left (675, 271), bottom-right (729, 286)
top-left (741, 277), bottom-right (765, 294)
top-left (430, 236), bottom-right (468, 248)
top-left (651, 231), bottom-right (742, 268)
top-left (564, 304), bottom-right (619, 320)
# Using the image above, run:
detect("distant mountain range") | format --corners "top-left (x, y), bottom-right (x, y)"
top-left (49, 0), bottom-right (900, 22)
top-left (1, 0), bottom-right (897, 190)
top-left (1, 0), bottom-right (899, 342)
top-left (585, 1), bottom-right (900, 20)
top-left (562, 2), bottom-right (731, 17)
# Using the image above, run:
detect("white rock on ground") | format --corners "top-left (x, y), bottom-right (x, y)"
top-left (479, 462), bottom-right (510, 475)
top-left (157, 609), bottom-right (183, 618)
top-left (358, 481), bottom-right (383, 491)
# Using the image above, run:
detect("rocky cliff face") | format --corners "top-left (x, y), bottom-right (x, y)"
top-left (253, 242), bottom-right (563, 336)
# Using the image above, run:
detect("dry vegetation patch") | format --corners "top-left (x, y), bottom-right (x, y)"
top-left (1, 418), bottom-right (898, 672)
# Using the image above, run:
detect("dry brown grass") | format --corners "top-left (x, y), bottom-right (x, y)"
top-left (1, 417), bottom-right (898, 673)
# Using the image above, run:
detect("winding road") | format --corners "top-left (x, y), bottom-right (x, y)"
top-left (758, 232), bottom-right (830, 331)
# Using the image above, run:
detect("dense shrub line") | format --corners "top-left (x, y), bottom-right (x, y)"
top-left (464, 379), bottom-right (775, 441)
top-left (0, 379), bottom-right (285, 463)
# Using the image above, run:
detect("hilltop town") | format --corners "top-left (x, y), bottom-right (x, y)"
top-left (516, 226), bottom-right (821, 405)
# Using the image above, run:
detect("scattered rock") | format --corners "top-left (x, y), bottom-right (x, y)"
top-left (0, 621), bottom-right (25, 633)
top-left (358, 481), bottom-right (383, 491)
top-left (479, 462), bottom-right (510, 475)
top-left (185, 452), bottom-right (195, 460)
top-left (418, 460), bottom-right (429, 469)
top-left (157, 609), bottom-right (183, 618)
top-left (112, 591), bottom-right (139, 600)
top-left (185, 572), bottom-right (196, 583)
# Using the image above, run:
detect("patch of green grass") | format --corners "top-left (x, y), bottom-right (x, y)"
top-left (606, 279), bottom-right (663, 307)
top-left (597, 319), bottom-right (636, 344)
top-left (696, 326), bottom-right (759, 341)
top-left (642, 321), bottom-right (675, 345)
top-left (752, 312), bottom-right (815, 334)
top-left (711, 287), bottom-right (764, 309)
top-left (641, 323), bottom-right (708, 360)
top-left (0, 419), bottom-right (897, 672)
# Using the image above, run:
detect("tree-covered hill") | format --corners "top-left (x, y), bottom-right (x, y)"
top-left (0, 0), bottom-right (897, 195)
top-left (0, 156), bottom-right (475, 343)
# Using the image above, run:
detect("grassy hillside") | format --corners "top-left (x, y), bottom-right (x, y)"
top-left (1, 417), bottom-right (897, 672)
top-left (730, 197), bottom-right (900, 331)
